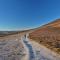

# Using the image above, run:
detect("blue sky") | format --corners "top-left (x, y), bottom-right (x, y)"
top-left (0, 0), bottom-right (60, 30)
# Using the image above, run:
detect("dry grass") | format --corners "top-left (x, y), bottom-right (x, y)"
top-left (29, 19), bottom-right (60, 54)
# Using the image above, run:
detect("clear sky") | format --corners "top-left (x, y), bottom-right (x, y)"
top-left (0, 0), bottom-right (60, 31)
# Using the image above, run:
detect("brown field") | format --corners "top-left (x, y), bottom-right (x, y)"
top-left (29, 19), bottom-right (60, 54)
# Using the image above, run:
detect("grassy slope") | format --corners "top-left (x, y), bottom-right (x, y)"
top-left (29, 19), bottom-right (60, 54)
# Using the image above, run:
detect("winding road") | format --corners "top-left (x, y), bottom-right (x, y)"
top-left (21, 34), bottom-right (35, 60)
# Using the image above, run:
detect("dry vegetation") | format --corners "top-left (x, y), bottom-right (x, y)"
top-left (29, 19), bottom-right (60, 54)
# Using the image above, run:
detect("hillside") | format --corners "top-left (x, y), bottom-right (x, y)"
top-left (29, 19), bottom-right (60, 54)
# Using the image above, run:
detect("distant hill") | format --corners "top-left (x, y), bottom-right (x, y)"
top-left (0, 29), bottom-right (33, 37)
top-left (0, 31), bottom-right (16, 37)
top-left (29, 19), bottom-right (60, 54)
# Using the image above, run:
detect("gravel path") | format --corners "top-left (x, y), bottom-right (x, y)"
top-left (21, 35), bottom-right (35, 60)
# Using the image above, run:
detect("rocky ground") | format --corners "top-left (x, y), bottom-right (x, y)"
top-left (0, 34), bottom-right (60, 60)
top-left (0, 39), bottom-right (26, 60)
